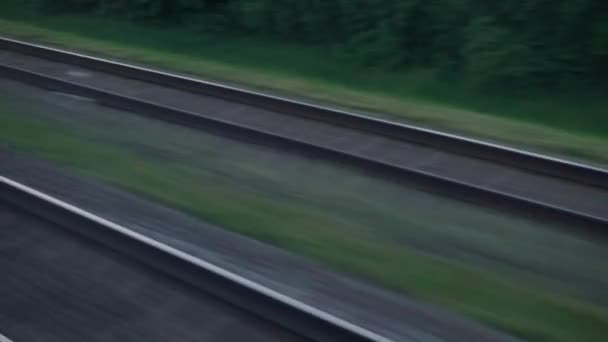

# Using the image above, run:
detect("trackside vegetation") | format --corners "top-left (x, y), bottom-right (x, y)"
top-left (30, 0), bottom-right (608, 90)
top-left (0, 0), bottom-right (606, 163)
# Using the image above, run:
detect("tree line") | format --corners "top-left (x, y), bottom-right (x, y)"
top-left (35, 0), bottom-right (608, 90)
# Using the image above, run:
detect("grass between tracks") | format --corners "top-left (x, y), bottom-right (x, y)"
top-left (0, 11), bottom-right (606, 164)
top-left (2, 99), bottom-right (608, 341)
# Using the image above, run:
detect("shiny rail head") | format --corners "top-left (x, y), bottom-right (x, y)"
top-left (0, 35), bottom-right (606, 177)
top-left (0, 333), bottom-right (14, 342)
top-left (0, 175), bottom-right (393, 342)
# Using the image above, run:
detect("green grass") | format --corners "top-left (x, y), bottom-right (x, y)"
top-left (0, 7), bottom-right (606, 164)
top-left (2, 92), bottom-right (608, 341)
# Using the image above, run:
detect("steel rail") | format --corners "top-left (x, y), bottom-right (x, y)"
top-left (1, 36), bottom-right (606, 189)
top-left (0, 63), bottom-right (605, 235)
top-left (0, 175), bottom-right (391, 342)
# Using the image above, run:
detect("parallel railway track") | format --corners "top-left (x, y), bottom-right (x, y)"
top-left (0, 37), bottom-right (606, 233)
top-left (1, 37), bottom-right (605, 189)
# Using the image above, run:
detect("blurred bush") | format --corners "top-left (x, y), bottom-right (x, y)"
top-left (30, 0), bottom-right (608, 89)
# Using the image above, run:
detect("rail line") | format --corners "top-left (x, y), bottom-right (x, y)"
top-left (0, 37), bottom-right (606, 234)
top-left (0, 175), bottom-right (389, 342)
top-left (1, 36), bottom-right (606, 189)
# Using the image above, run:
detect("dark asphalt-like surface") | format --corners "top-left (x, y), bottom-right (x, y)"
top-left (0, 203), bottom-right (304, 342)
top-left (0, 49), bottom-right (606, 220)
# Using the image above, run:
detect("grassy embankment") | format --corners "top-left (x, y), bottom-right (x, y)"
top-left (0, 8), bottom-right (606, 164)
top-left (1, 91), bottom-right (607, 342)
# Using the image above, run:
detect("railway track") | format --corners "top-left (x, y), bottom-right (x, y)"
top-left (0, 37), bottom-right (606, 233)
top-left (0, 175), bottom-right (389, 342)
top-left (0, 154), bottom-right (525, 342)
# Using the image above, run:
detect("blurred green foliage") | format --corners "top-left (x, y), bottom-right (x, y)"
top-left (30, 0), bottom-right (608, 89)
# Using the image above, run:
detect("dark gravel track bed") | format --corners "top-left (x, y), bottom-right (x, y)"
top-left (0, 202), bottom-right (304, 342)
